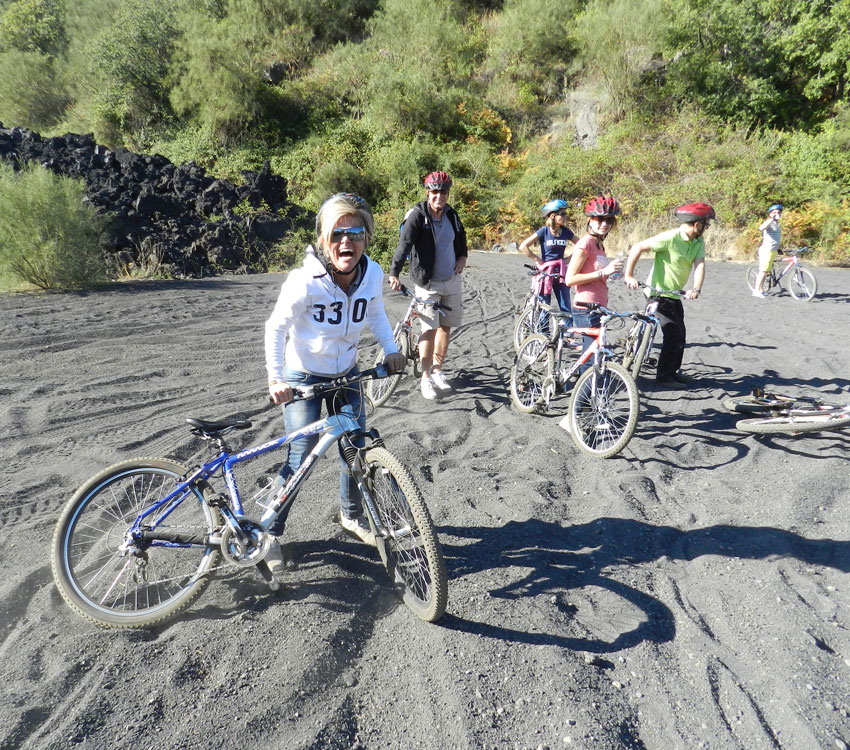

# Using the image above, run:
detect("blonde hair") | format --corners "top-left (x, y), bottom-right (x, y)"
top-left (315, 193), bottom-right (374, 254)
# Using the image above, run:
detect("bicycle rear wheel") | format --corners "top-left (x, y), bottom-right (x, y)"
top-left (745, 263), bottom-right (762, 292)
top-left (51, 458), bottom-right (221, 628)
top-left (567, 361), bottom-right (639, 458)
top-left (789, 268), bottom-right (817, 301)
top-left (363, 447), bottom-right (447, 622)
top-left (723, 393), bottom-right (800, 414)
top-left (737, 410), bottom-right (850, 435)
top-left (510, 334), bottom-right (552, 413)
top-left (513, 304), bottom-right (548, 352)
top-left (367, 327), bottom-right (410, 408)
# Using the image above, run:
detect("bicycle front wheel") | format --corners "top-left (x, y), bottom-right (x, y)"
top-left (513, 304), bottom-right (547, 352)
top-left (789, 268), bottom-right (817, 301)
top-left (363, 447), bottom-right (447, 622)
top-left (621, 321), bottom-right (653, 379)
top-left (51, 458), bottom-right (222, 628)
top-left (737, 411), bottom-right (850, 435)
top-left (367, 327), bottom-right (410, 408)
top-left (567, 361), bottom-right (639, 458)
top-left (510, 334), bottom-right (552, 413)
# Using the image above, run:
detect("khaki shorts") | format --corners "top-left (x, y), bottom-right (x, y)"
top-left (758, 247), bottom-right (778, 273)
top-left (415, 275), bottom-right (463, 330)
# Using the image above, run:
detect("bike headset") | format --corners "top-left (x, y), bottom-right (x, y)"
top-left (584, 196), bottom-right (620, 238)
top-left (541, 199), bottom-right (568, 217)
top-left (313, 192), bottom-right (374, 278)
top-left (768, 203), bottom-right (783, 214)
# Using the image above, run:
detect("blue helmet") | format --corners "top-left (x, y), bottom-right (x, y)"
top-left (768, 203), bottom-right (783, 213)
top-left (541, 199), bottom-right (568, 217)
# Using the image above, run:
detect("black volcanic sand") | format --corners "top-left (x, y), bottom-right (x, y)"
top-left (1, 252), bottom-right (849, 750)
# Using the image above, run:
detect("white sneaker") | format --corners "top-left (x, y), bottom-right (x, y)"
top-left (558, 413), bottom-right (572, 434)
top-left (752, 290), bottom-right (766, 298)
top-left (420, 377), bottom-right (437, 400)
top-left (339, 514), bottom-right (376, 546)
top-left (265, 538), bottom-right (286, 575)
top-left (430, 370), bottom-right (452, 391)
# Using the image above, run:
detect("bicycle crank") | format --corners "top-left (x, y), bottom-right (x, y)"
top-left (219, 520), bottom-right (273, 567)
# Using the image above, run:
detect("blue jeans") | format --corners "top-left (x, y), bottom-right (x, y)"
top-left (269, 366), bottom-right (366, 534)
top-left (538, 283), bottom-right (571, 336)
top-left (570, 308), bottom-right (601, 372)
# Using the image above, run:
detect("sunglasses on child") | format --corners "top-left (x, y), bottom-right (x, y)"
top-left (330, 227), bottom-right (367, 242)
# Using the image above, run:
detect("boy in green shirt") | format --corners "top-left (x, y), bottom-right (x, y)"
top-left (624, 203), bottom-right (715, 389)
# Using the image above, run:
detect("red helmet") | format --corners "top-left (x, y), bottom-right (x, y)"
top-left (424, 171), bottom-right (452, 190)
top-left (674, 203), bottom-right (715, 223)
top-left (584, 196), bottom-right (620, 218)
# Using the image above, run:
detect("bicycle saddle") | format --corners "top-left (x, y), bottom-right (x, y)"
top-left (186, 417), bottom-right (252, 436)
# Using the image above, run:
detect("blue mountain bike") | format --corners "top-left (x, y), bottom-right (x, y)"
top-left (51, 366), bottom-right (447, 628)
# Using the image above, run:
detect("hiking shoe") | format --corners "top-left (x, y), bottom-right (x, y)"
top-left (558, 414), bottom-right (572, 434)
top-left (339, 514), bottom-right (376, 547)
top-left (671, 371), bottom-right (692, 384)
top-left (752, 290), bottom-right (766, 298)
top-left (265, 538), bottom-right (286, 576)
top-left (655, 376), bottom-right (688, 391)
top-left (420, 377), bottom-right (437, 400)
top-left (430, 370), bottom-right (452, 391)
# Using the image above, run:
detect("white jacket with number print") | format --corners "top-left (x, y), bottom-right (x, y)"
top-left (265, 246), bottom-right (397, 381)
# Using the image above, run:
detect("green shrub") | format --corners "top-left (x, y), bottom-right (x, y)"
top-left (0, 0), bottom-right (66, 55)
top-left (0, 163), bottom-right (108, 290)
top-left (0, 49), bottom-right (69, 128)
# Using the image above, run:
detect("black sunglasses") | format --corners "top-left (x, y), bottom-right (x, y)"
top-left (330, 227), bottom-right (366, 242)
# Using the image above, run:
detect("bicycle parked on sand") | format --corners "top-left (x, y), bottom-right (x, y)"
top-left (510, 305), bottom-right (640, 459)
top-left (366, 285), bottom-right (449, 408)
top-left (51, 366), bottom-right (448, 628)
top-left (513, 263), bottom-right (566, 352)
top-left (746, 247), bottom-right (817, 301)
top-left (724, 387), bottom-right (850, 435)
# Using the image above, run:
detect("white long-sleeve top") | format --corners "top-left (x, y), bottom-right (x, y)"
top-left (265, 248), bottom-right (397, 381)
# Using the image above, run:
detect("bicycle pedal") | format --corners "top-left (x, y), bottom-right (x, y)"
top-left (645, 357), bottom-right (657, 367)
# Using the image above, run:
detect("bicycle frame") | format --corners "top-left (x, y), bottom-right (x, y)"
top-left (770, 254), bottom-right (801, 286)
top-left (130, 411), bottom-right (365, 549)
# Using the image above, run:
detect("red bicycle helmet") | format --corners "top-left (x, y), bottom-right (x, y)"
top-left (584, 196), bottom-right (620, 218)
top-left (424, 171), bottom-right (452, 190)
top-left (674, 203), bottom-right (716, 223)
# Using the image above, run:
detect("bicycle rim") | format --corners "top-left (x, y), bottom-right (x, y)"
top-left (51, 458), bottom-right (221, 628)
top-left (738, 412), bottom-right (850, 435)
top-left (568, 362), bottom-right (639, 458)
top-left (364, 447), bottom-right (447, 622)
top-left (722, 394), bottom-right (799, 414)
top-left (367, 328), bottom-right (410, 408)
top-left (789, 268), bottom-right (817, 301)
top-left (510, 334), bottom-right (551, 413)
top-left (513, 304), bottom-right (548, 352)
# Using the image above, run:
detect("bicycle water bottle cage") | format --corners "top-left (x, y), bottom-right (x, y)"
top-left (186, 417), bottom-right (252, 439)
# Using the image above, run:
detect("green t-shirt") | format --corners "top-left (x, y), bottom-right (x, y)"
top-left (646, 228), bottom-right (705, 295)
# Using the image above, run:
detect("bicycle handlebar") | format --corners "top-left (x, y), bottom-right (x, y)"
top-left (291, 365), bottom-right (390, 402)
top-left (784, 246), bottom-right (812, 256)
top-left (637, 282), bottom-right (686, 297)
top-left (396, 283), bottom-right (452, 312)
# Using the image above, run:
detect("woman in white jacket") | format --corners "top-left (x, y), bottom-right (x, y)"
top-left (264, 193), bottom-right (405, 565)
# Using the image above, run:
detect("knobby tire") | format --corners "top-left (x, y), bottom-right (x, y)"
top-left (510, 334), bottom-right (552, 413)
top-left (362, 447), bottom-right (447, 622)
top-left (367, 327), bottom-right (411, 408)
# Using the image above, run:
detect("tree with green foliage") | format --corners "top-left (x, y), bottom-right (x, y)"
top-left (0, 163), bottom-right (108, 290)
top-left (0, 0), bottom-right (66, 55)
top-left (662, 0), bottom-right (850, 129)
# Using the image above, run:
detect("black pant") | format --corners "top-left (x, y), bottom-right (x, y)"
top-left (654, 297), bottom-right (686, 380)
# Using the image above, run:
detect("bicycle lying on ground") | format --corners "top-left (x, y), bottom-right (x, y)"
top-left (618, 285), bottom-right (685, 380)
top-left (746, 247), bottom-right (818, 301)
top-left (51, 365), bottom-right (448, 628)
top-left (510, 304), bottom-right (640, 458)
top-left (513, 263), bottom-right (567, 352)
top-left (366, 285), bottom-right (449, 408)
top-left (724, 387), bottom-right (850, 435)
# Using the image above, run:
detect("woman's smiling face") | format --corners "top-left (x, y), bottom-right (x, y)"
top-left (327, 214), bottom-right (366, 273)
